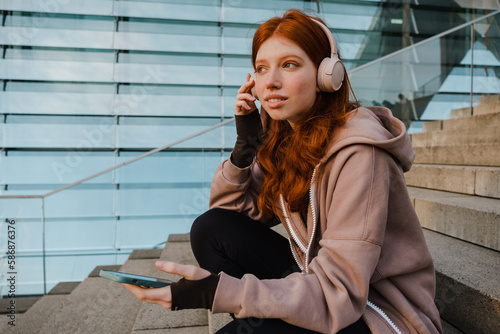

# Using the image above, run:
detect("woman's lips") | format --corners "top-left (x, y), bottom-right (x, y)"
top-left (265, 96), bottom-right (287, 108)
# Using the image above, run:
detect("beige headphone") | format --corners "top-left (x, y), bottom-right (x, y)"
top-left (251, 17), bottom-right (344, 98)
top-left (311, 18), bottom-right (345, 93)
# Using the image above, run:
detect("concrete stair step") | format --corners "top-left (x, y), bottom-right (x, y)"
top-left (408, 186), bottom-right (500, 251)
top-left (405, 164), bottom-right (500, 199)
top-left (131, 327), bottom-right (209, 334)
top-left (413, 143), bottom-right (500, 167)
top-left (0, 280), bottom-right (80, 333)
top-left (47, 281), bottom-right (81, 295)
top-left (444, 110), bottom-right (500, 131)
top-left (410, 125), bottom-right (499, 148)
top-left (131, 235), bottom-right (209, 333)
top-left (424, 229), bottom-right (500, 334)
top-left (35, 261), bottom-right (147, 334)
top-left (423, 110), bottom-right (500, 133)
top-left (16, 262), bottom-right (143, 333)
top-left (0, 295), bottom-right (68, 334)
top-left (209, 312), bottom-right (233, 334)
top-left (451, 100), bottom-right (500, 118)
top-left (35, 277), bottom-right (118, 333)
top-left (477, 94), bottom-right (500, 105)
top-left (0, 296), bottom-right (40, 315)
top-left (73, 259), bottom-right (158, 334)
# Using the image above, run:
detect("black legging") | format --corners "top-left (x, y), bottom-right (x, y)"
top-left (190, 208), bottom-right (372, 334)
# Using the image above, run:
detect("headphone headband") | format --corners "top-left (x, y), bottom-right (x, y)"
top-left (310, 18), bottom-right (337, 57)
top-left (310, 17), bottom-right (344, 92)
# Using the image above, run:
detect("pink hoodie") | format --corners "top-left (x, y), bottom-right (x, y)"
top-left (209, 106), bottom-right (443, 334)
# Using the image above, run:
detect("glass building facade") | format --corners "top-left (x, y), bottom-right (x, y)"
top-left (1, 0), bottom-right (499, 296)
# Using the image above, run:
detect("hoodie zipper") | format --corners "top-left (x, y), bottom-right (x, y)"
top-left (304, 166), bottom-right (319, 274)
top-left (366, 300), bottom-right (402, 334)
top-left (280, 165), bottom-right (320, 274)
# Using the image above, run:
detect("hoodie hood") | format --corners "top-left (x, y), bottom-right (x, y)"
top-left (322, 106), bottom-right (415, 172)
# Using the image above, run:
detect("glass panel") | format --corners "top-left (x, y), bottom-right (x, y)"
top-left (23, 120), bottom-right (233, 296)
top-left (0, 1), bottom-right (114, 16)
top-left (5, 82), bottom-right (115, 94)
top-left (116, 117), bottom-right (232, 149)
top-left (0, 198), bottom-right (44, 297)
top-left (118, 18), bottom-right (220, 36)
top-left (0, 151), bottom-right (114, 185)
top-left (4, 47), bottom-right (115, 62)
top-left (114, 63), bottom-right (220, 85)
top-left (322, 2), bottom-right (379, 31)
top-left (114, 93), bottom-right (222, 117)
top-left (0, 92), bottom-right (115, 115)
top-left (114, 32), bottom-right (221, 53)
top-left (5, 12), bottom-right (115, 31)
top-left (114, 85), bottom-right (222, 117)
top-left (113, 1), bottom-right (221, 22)
top-left (0, 59), bottom-right (114, 82)
top-left (3, 115), bottom-right (115, 149)
top-left (348, 12), bottom-right (500, 133)
top-left (471, 14), bottom-right (500, 104)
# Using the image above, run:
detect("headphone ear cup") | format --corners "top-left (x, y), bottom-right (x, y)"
top-left (317, 55), bottom-right (344, 93)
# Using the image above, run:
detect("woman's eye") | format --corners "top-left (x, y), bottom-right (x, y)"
top-left (284, 63), bottom-right (296, 69)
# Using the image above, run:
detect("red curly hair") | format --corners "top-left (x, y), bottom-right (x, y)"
top-left (253, 9), bottom-right (360, 216)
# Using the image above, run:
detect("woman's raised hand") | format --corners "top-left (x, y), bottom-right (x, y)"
top-left (235, 73), bottom-right (257, 115)
top-left (121, 260), bottom-right (211, 310)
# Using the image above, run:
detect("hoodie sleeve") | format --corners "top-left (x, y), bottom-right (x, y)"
top-left (209, 158), bottom-right (276, 225)
top-left (212, 145), bottom-right (392, 333)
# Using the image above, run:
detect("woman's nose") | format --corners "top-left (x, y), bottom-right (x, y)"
top-left (265, 69), bottom-right (282, 89)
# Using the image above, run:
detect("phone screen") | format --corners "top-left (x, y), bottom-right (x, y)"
top-left (99, 270), bottom-right (174, 288)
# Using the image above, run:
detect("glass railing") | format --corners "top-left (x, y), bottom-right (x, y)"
top-left (2, 9), bottom-right (500, 298)
top-left (348, 9), bottom-right (500, 134)
top-left (0, 118), bottom-right (235, 296)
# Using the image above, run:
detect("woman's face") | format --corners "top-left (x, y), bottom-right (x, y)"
top-left (254, 35), bottom-right (318, 129)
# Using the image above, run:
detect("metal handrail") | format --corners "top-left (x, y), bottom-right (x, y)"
top-left (0, 117), bottom-right (236, 200)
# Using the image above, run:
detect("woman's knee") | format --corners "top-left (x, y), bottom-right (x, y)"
top-left (191, 208), bottom-right (230, 238)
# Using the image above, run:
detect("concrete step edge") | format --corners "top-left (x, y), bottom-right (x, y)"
top-left (443, 110), bottom-right (500, 132)
top-left (36, 276), bottom-right (115, 334)
top-left (450, 101), bottom-right (500, 119)
top-left (413, 143), bottom-right (500, 167)
top-left (410, 125), bottom-right (499, 147)
top-left (131, 325), bottom-right (209, 333)
top-left (209, 312), bottom-right (233, 334)
top-left (36, 259), bottom-right (152, 333)
top-left (405, 165), bottom-right (500, 199)
top-left (422, 110), bottom-right (500, 133)
top-left (408, 186), bottom-right (500, 251)
top-left (132, 238), bottom-right (208, 332)
top-left (424, 229), bottom-right (500, 334)
top-left (73, 259), bottom-right (160, 334)
top-left (477, 94), bottom-right (500, 105)
top-left (0, 295), bottom-right (68, 333)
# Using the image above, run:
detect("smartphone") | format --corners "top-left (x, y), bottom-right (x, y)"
top-left (99, 269), bottom-right (174, 288)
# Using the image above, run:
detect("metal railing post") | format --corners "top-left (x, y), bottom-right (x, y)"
top-left (41, 197), bottom-right (47, 295)
top-left (470, 22), bottom-right (475, 115)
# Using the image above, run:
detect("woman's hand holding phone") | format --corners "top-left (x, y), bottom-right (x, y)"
top-left (235, 73), bottom-right (257, 116)
top-left (121, 260), bottom-right (211, 310)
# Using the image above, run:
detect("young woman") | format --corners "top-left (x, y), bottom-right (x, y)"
top-left (123, 9), bottom-right (443, 334)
